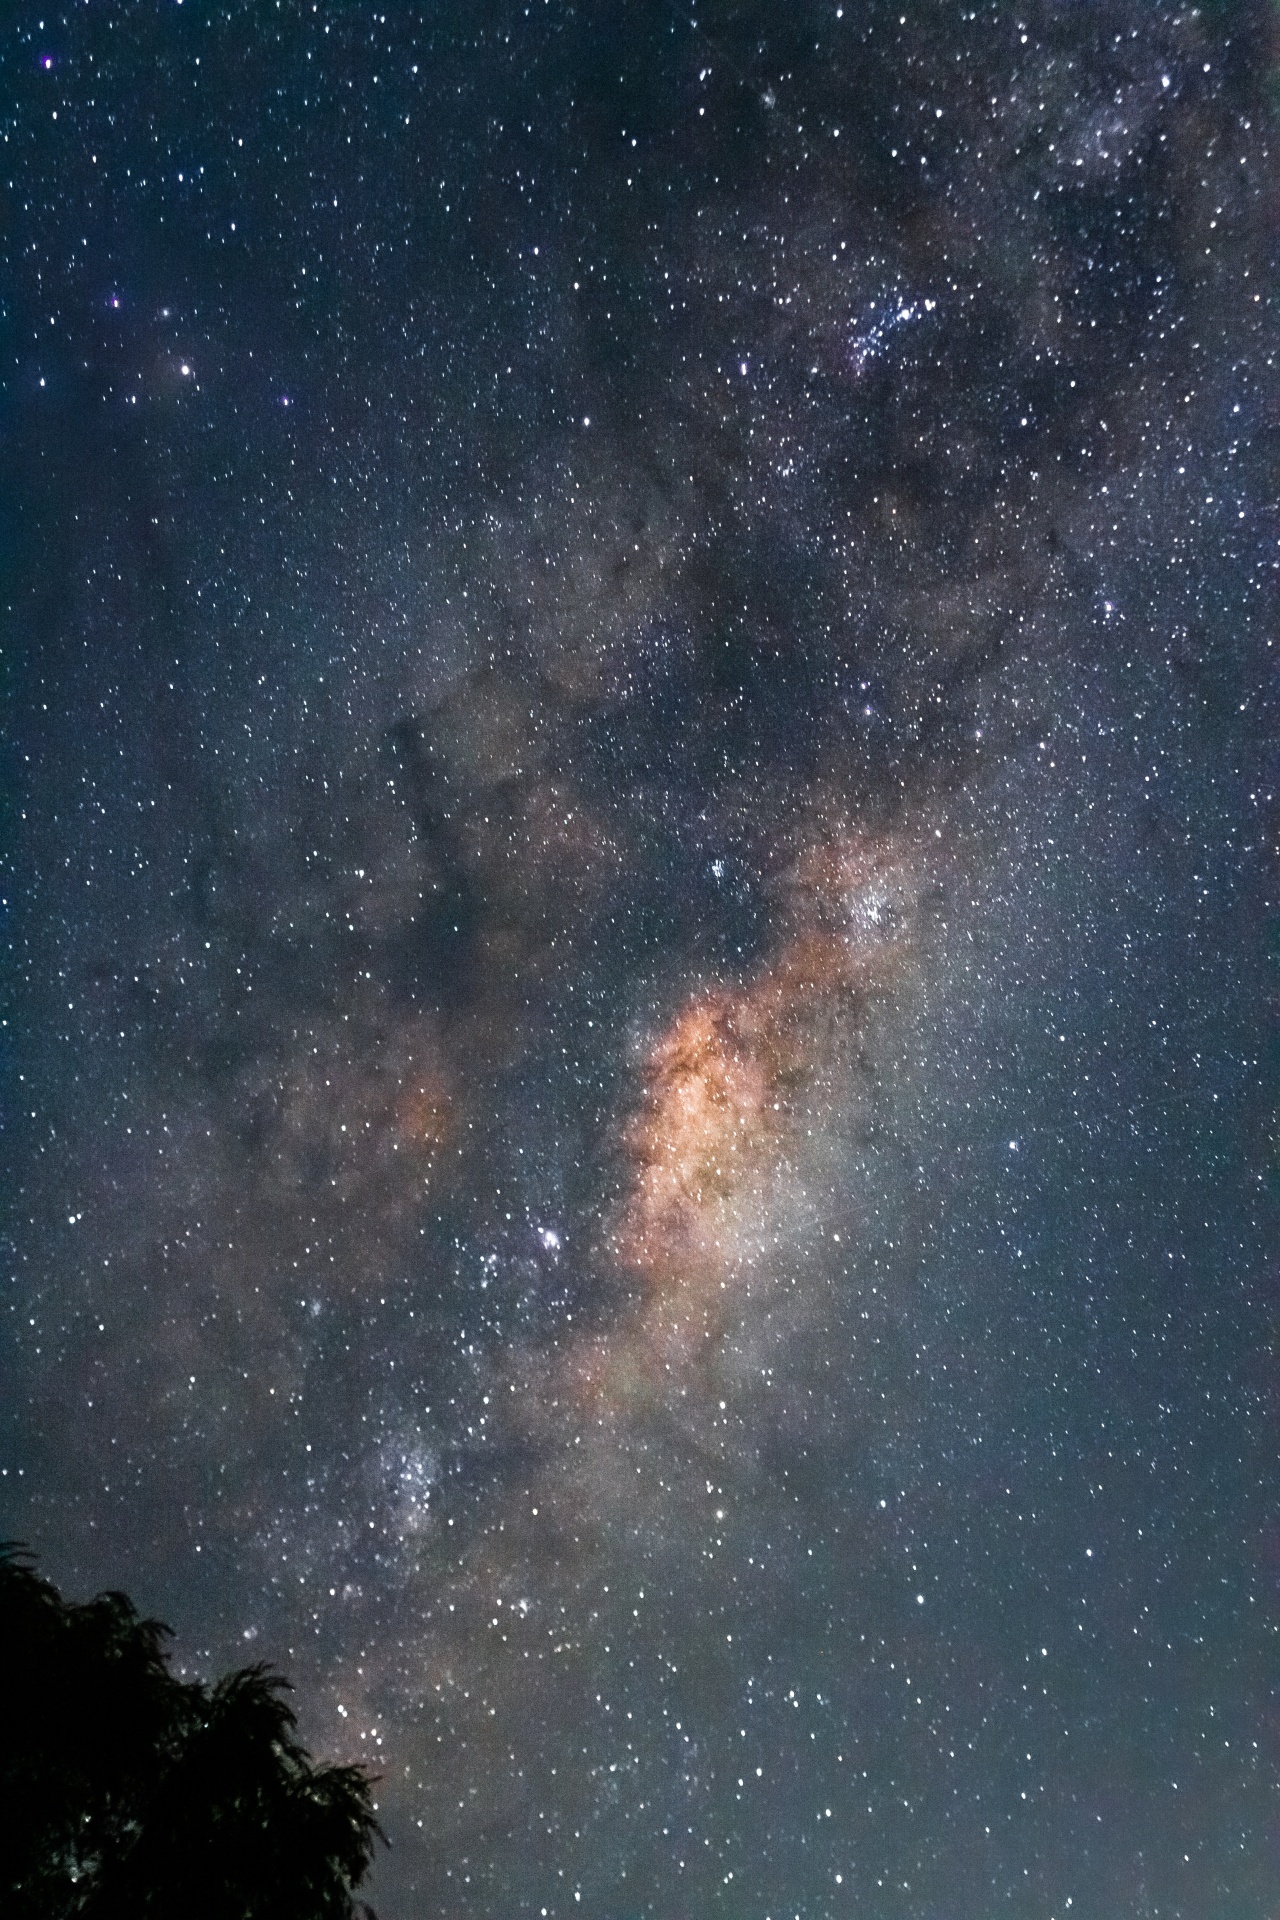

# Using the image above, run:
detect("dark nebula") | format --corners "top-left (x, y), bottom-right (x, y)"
top-left (3, 3), bottom-right (1277, 1916)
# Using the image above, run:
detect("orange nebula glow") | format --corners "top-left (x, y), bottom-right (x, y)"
top-left (588, 832), bottom-right (922, 1387)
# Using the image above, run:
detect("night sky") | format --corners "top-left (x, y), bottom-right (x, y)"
top-left (3, 2), bottom-right (1278, 1915)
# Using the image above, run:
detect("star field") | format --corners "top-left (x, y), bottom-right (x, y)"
top-left (2, 3), bottom-right (1277, 1916)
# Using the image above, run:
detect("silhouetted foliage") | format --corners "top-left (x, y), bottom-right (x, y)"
top-left (0, 1545), bottom-right (383, 1919)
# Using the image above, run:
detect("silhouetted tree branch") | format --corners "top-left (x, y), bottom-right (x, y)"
top-left (0, 1545), bottom-right (383, 1919)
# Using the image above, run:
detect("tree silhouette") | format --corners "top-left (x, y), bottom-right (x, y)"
top-left (0, 1545), bottom-right (383, 1919)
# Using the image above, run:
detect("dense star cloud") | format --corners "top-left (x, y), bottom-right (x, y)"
top-left (2, 2), bottom-right (1276, 1916)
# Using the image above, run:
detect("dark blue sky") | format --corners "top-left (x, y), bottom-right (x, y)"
top-left (2, 3), bottom-right (1276, 1915)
